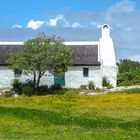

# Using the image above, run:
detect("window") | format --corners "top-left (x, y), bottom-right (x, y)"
top-left (83, 68), bottom-right (89, 77)
top-left (14, 69), bottom-right (22, 77)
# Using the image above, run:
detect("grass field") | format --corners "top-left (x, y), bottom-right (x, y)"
top-left (0, 93), bottom-right (140, 140)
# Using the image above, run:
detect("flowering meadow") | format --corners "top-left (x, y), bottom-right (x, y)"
top-left (0, 93), bottom-right (140, 139)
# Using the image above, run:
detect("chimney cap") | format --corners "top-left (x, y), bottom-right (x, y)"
top-left (102, 24), bottom-right (110, 29)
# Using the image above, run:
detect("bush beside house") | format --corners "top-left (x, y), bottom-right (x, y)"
top-left (117, 59), bottom-right (140, 86)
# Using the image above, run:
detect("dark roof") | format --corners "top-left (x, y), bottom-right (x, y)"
top-left (0, 44), bottom-right (100, 66)
top-left (0, 45), bottom-right (23, 65)
top-left (70, 45), bottom-right (100, 66)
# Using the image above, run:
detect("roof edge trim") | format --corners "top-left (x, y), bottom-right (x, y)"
top-left (0, 41), bottom-right (99, 46)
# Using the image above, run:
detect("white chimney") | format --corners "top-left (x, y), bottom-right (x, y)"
top-left (99, 24), bottom-right (116, 66)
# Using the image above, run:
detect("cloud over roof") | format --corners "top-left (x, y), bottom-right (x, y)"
top-left (27, 20), bottom-right (45, 30)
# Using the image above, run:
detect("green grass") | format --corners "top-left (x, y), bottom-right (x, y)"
top-left (0, 93), bottom-right (140, 140)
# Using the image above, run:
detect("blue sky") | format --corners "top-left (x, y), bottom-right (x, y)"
top-left (0, 0), bottom-right (140, 61)
top-left (0, 0), bottom-right (120, 27)
top-left (0, 0), bottom-right (139, 28)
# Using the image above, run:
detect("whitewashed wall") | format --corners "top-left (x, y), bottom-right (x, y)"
top-left (0, 66), bottom-right (117, 88)
top-left (102, 66), bottom-right (118, 87)
top-left (65, 66), bottom-right (102, 88)
top-left (0, 66), bottom-right (14, 88)
top-left (0, 66), bottom-right (54, 88)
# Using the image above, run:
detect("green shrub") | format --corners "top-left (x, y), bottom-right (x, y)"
top-left (22, 85), bottom-right (34, 96)
top-left (107, 84), bottom-right (113, 89)
top-left (50, 84), bottom-right (62, 91)
top-left (102, 76), bottom-right (110, 87)
top-left (4, 91), bottom-right (13, 98)
top-left (11, 79), bottom-right (22, 94)
top-left (80, 84), bottom-right (87, 89)
top-left (11, 79), bottom-right (50, 96)
top-left (88, 81), bottom-right (95, 89)
top-left (117, 71), bottom-right (140, 86)
top-left (117, 59), bottom-right (140, 86)
top-left (102, 76), bottom-right (113, 89)
top-left (36, 85), bottom-right (48, 95)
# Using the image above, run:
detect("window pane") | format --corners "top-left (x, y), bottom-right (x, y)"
top-left (83, 68), bottom-right (89, 77)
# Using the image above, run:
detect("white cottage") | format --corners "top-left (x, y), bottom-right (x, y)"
top-left (0, 24), bottom-right (117, 88)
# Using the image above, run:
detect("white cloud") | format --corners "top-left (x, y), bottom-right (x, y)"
top-left (71, 22), bottom-right (82, 28)
top-left (109, 0), bottom-right (136, 13)
top-left (49, 19), bottom-right (57, 26)
top-left (12, 24), bottom-right (23, 29)
top-left (27, 20), bottom-right (45, 30)
top-left (96, 24), bottom-right (102, 29)
top-left (48, 15), bottom-right (64, 27)
top-left (90, 22), bottom-right (103, 29)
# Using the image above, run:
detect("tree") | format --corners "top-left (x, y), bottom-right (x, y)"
top-left (7, 35), bottom-right (73, 94)
top-left (117, 59), bottom-right (140, 86)
top-left (117, 59), bottom-right (140, 73)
